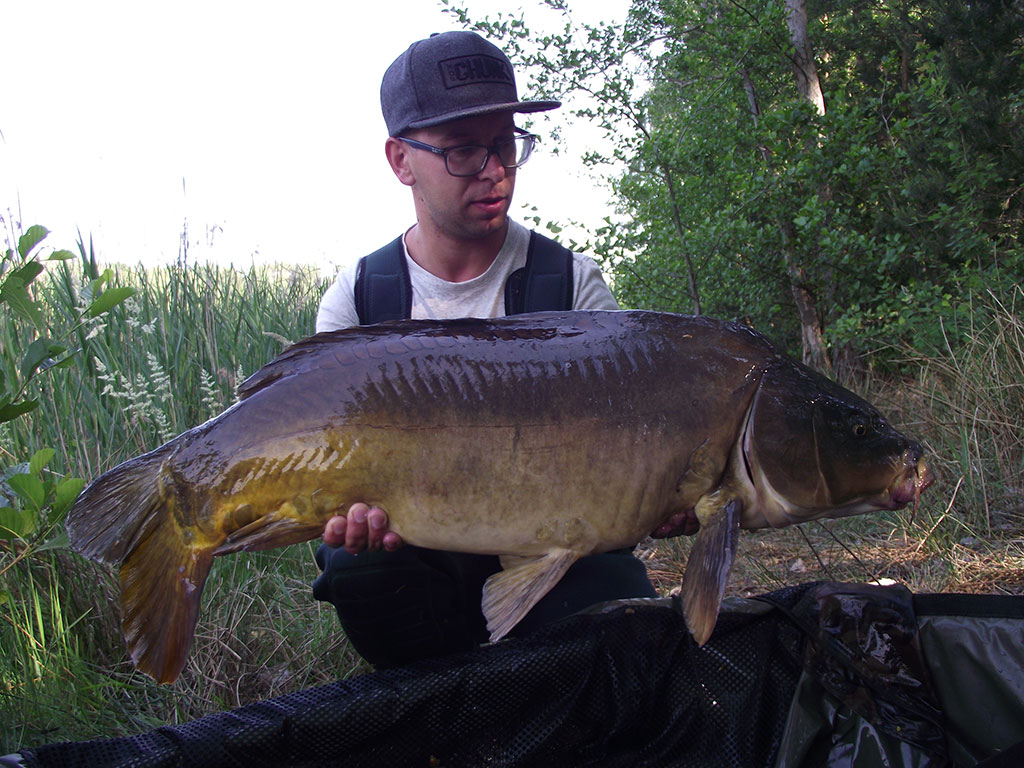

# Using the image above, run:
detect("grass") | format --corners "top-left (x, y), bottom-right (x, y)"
top-left (1, 243), bottom-right (1021, 754)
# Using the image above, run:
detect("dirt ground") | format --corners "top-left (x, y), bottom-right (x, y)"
top-left (638, 515), bottom-right (1024, 601)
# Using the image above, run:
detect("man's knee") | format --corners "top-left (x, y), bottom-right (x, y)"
top-left (312, 544), bottom-right (491, 667)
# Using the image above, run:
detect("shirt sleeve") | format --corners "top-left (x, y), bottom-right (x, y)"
top-left (571, 253), bottom-right (620, 310)
top-left (315, 261), bottom-right (361, 332)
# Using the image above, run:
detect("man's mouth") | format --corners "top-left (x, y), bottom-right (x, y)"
top-left (471, 196), bottom-right (506, 214)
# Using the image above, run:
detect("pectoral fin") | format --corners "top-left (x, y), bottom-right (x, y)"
top-left (482, 548), bottom-right (579, 642)
top-left (681, 495), bottom-right (741, 646)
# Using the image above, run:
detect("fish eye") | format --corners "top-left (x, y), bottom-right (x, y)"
top-left (852, 422), bottom-right (867, 437)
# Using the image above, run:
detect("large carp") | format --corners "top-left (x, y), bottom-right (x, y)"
top-left (67, 310), bottom-right (931, 683)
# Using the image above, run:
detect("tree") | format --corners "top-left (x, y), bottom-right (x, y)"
top-left (449, 0), bottom-right (1024, 365)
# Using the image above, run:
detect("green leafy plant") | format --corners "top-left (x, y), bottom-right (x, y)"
top-left (0, 449), bottom-right (82, 544)
top-left (1, 226), bottom-right (344, 753)
top-left (0, 224), bottom-right (134, 541)
top-left (1, 223), bottom-right (138, 750)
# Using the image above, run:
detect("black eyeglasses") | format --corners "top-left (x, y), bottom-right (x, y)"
top-left (398, 128), bottom-right (538, 177)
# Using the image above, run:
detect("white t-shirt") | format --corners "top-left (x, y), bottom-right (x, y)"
top-left (316, 220), bottom-right (618, 332)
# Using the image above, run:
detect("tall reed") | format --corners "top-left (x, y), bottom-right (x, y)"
top-left (873, 287), bottom-right (1024, 549)
top-left (19, 257), bottom-right (327, 476)
top-left (1, 251), bottom-right (373, 752)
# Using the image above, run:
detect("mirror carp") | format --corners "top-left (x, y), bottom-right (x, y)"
top-left (66, 310), bottom-right (932, 683)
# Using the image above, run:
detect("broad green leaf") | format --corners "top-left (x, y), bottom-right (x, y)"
top-left (53, 476), bottom-right (85, 518)
top-left (7, 473), bottom-right (45, 512)
top-left (88, 267), bottom-right (114, 294)
top-left (0, 398), bottom-right (39, 423)
top-left (0, 278), bottom-right (44, 328)
top-left (36, 529), bottom-right (70, 552)
top-left (51, 354), bottom-right (78, 370)
top-left (20, 337), bottom-right (54, 379)
top-left (0, 506), bottom-right (35, 539)
top-left (43, 344), bottom-right (69, 367)
top-left (13, 260), bottom-right (45, 287)
top-left (29, 448), bottom-right (56, 476)
top-left (17, 225), bottom-right (48, 259)
top-left (88, 285), bottom-right (135, 317)
top-left (48, 249), bottom-right (76, 261)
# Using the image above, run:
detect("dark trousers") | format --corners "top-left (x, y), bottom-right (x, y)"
top-left (312, 544), bottom-right (656, 667)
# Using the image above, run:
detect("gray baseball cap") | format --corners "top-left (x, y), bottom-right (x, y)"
top-left (381, 31), bottom-right (561, 137)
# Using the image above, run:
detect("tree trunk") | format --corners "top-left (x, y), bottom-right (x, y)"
top-left (741, 65), bottom-right (772, 163)
top-left (780, 223), bottom-right (833, 374)
top-left (784, 0), bottom-right (826, 116)
top-left (662, 165), bottom-right (702, 315)
top-left (782, 0), bottom-right (832, 373)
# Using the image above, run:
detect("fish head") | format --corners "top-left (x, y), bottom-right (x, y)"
top-left (741, 360), bottom-right (933, 528)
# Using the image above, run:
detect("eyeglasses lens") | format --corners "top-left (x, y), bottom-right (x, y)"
top-left (446, 134), bottom-right (534, 176)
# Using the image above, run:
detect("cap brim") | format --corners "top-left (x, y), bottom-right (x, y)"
top-left (400, 100), bottom-right (561, 134)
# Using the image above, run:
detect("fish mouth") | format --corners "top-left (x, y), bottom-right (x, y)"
top-left (824, 452), bottom-right (934, 518)
top-left (887, 453), bottom-right (934, 510)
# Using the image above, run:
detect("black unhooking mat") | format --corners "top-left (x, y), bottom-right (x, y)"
top-left (13, 582), bottom-right (1024, 768)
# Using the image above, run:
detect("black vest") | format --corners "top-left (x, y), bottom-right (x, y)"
top-left (353, 230), bottom-right (575, 324)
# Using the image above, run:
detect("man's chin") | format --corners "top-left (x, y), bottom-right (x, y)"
top-left (464, 212), bottom-right (509, 239)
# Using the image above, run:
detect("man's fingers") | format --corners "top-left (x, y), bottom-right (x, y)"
top-left (343, 503), bottom-right (371, 554)
top-left (323, 514), bottom-right (348, 548)
top-left (366, 507), bottom-right (388, 549)
top-left (323, 503), bottom-right (404, 553)
top-left (650, 510), bottom-right (700, 539)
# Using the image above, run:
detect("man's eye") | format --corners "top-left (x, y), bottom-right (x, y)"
top-left (448, 146), bottom-right (480, 162)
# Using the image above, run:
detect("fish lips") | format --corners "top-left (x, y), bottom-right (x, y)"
top-left (886, 455), bottom-right (935, 508)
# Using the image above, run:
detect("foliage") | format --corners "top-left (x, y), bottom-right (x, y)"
top-left (448, 0), bottom-right (1024, 368)
top-left (878, 286), bottom-right (1024, 542)
top-left (0, 223), bottom-right (134, 545)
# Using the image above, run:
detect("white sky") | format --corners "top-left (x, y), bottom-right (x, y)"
top-left (2, 0), bottom-right (631, 273)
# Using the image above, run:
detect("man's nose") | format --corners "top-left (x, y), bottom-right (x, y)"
top-left (476, 150), bottom-right (508, 181)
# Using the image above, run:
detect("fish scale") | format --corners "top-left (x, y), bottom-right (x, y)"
top-left (66, 310), bottom-right (931, 683)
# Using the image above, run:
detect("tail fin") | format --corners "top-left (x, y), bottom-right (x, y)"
top-left (67, 446), bottom-right (212, 684)
top-left (120, 523), bottom-right (213, 683)
top-left (67, 447), bottom-right (173, 566)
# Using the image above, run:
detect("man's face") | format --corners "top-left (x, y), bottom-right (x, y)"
top-left (392, 112), bottom-right (520, 242)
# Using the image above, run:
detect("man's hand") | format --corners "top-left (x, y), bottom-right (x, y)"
top-left (649, 509), bottom-right (700, 539)
top-left (323, 503), bottom-right (404, 554)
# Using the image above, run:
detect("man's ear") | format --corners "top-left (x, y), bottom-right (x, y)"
top-left (385, 137), bottom-right (416, 187)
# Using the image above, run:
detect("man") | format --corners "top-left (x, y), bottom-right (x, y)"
top-left (313, 31), bottom-right (692, 668)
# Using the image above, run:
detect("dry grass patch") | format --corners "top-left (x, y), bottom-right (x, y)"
top-left (639, 514), bottom-right (1024, 603)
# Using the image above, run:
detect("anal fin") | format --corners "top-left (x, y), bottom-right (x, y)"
top-left (483, 549), bottom-right (579, 642)
top-left (213, 508), bottom-right (324, 556)
top-left (681, 496), bottom-right (741, 646)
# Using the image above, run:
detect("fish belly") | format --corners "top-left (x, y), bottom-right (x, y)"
top-left (334, 421), bottom-right (687, 557)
